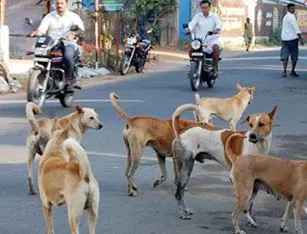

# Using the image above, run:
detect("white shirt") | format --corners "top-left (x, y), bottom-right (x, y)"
top-left (281, 12), bottom-right (301, 41)
top-left (37, 10), bottom-right (85, 40)
top-left (188, 12), bottom-right (222, 41)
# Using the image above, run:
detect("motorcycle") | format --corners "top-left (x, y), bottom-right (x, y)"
top-left (27, 25), bottom-right (82, 108)
top-left (183, 24), bottom-right (220, 92)
top-left (120, 33), bottom-right (152, 75)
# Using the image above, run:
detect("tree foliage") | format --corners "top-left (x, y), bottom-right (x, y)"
top-left (131, 0), bottom-right (177, 19)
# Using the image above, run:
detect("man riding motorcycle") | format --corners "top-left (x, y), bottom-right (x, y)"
top-left (187, 0), bottom-right (222, 76)
top-left (31, 0), bottom-right (84, 88)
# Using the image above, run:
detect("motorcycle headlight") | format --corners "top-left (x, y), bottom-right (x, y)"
top-left (191, 40), bottom-right (201, 50)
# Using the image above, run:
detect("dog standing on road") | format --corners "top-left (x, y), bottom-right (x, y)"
top-left (195, 82), bottom-right (256, 130)
top-left (109, 92), bottom-right (214, 196)
top-left (38, 125), bottom-right (101, 234)
top-left (173, 104), bottom-right (277, 224)
top-left (226, 133), bottom-right (307, 234)
top-left (26, 103), bottom-right (102, 195)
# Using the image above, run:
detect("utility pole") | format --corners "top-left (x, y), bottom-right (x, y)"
top-left (95, 0), bottom-right (100, 69)
top-left (0, 0), bottom-right (6, 26)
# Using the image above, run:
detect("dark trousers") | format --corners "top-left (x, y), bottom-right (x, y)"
top-left (63, 43), bottom-right (79, 82)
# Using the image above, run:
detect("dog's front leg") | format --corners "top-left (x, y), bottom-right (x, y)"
top-left (232, 206), bottom-right (246, 234)
top-left (27, 139), bottom-right (37, 195)
top-left (153, 154), bottom-right (167, 188)
top-left (280, 201), bottom-right (294, 232)
top-left (246, 190), bottom-right (258, 228)
top-left (42, 205), bottom-right (55, 234)
top-left (229, 119), bottom-right (237, 131)
top-left (175, 182), bottom-right (192, 220)
top-left (293, 201), bottom-right (304, 234)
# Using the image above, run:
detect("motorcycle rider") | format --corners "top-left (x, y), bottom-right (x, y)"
top-left (188, 0), bottom-right (222, 76)
top-left (31, 0), bottom-right (84, 88)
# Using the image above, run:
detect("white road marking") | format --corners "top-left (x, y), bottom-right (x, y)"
top-left (223, 56), bottom-right (307, 61)
top-left (88, 150), bottom-right (216, 165)
top-left (88, 151), bottom-right (156, 161)
top-left (0, 99), bottom-right (144, 105)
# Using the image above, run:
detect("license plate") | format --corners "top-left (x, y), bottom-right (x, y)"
top-left (37, 37), bottom-right (46, 43)
top-left (192, 52), bottom-right (203, 57)
top-left (35, 47), bottom-right (48, 56)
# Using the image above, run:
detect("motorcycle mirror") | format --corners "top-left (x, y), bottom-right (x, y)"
top-left (25, 17), bottom-right (34, 27)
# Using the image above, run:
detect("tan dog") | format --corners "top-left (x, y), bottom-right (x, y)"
top-left (195, 82), bottom-right (256, 130)
top-left (26, 103), bottom-right (103, 195)
top-left (38, 126), bottom-right (100, 234)
top-left (173, 104), bottom-right (277, 224)
top-left (109, 92), bottom-right (214, 196)
top-left (226, 134), bottom-right (307, 234)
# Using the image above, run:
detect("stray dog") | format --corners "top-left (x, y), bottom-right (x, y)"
top-left (38, 127), bottom-right (100, 234)
top-left (195, 82), bottom-right (256, 130)
top-left (173, 104), bottom-right (277, 223)
top-left (26, 103), bottom-right (102, 194)
top-left (109, 92), bottom-right (214, 196)
top-left (226, 133), bottom-right (307, 234)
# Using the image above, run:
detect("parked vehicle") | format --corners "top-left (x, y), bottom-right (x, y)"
top-left (183, 24), bottom-right (220, 91)
top-left (27, 26), bottom-right (82, 107)
top-left (120, 33), bottom-right (152, 75)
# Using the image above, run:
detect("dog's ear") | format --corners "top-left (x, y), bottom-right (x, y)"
top-left (240, 116), bottom-right (250, 125)
top-left (269, 105), bottom-right (278, 120)
top-left (248, 86), bottom-right (256, 95)
top-left (236, 82), bottom-right (243, 90)
top-left (75, 105), bottom-right (84, 114)
top-left (110, 92), bottom-right (119, 100)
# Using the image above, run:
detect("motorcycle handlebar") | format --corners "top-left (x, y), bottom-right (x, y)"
top-left (9, 33), bottom-right (32, 38)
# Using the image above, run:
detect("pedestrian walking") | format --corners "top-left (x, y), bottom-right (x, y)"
top-left (280, 3), bottom-right (304, 77)
top-left (243, 17), bottom-right (253, 52)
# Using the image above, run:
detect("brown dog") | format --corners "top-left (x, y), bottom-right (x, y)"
top-left (109, 92), bottom-right (214, 196)
top-left (226, 133), bottom-right (307, 234)
top-left (38, 122), bottom-right (101, 234)
top-left (26, 103), bottom-right (103, 195)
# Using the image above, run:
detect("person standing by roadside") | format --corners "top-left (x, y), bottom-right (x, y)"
top-left (243, 17), bottom-right (253, 52)
top-left (280, 3), bottom-right (304, 77)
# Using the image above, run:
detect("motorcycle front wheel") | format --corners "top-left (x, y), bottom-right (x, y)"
top-left (189, 62), bottom-right (201, 92)
top-left (27, 69), bottom-right (47, 107)
top-left (120, 55), bottom-right (131, 75)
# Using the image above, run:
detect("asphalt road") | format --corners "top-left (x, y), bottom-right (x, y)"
top-left (1, 50), bottom-right (307, 234)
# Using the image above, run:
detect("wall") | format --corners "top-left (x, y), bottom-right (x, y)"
top-left (178, 0), bottom-right (191, 40)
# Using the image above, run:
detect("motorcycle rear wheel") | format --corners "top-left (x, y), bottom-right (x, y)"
top-left (206, 78), bottom-right (216, 88)
top-left (59, 93), bottom-right (74, 108)
top-left (135, 64), bottom-right (144, 73)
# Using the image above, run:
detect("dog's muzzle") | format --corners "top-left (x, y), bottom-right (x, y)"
top-left (249, 133), bottom-right (260, 144)
top-left (98, 123), bottom-right (103, 129)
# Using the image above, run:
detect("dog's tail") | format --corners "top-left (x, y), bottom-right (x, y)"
top-left (195, 93), bottom-right (201, 105)
top-left (224, 133), bottom-right (246, 164)
top-left (172, 104), bottom-right (201, 138)
top-left (26, 102), bottom-right (41, 134)
top-left (109, 92), bottom-right (130, 121)
top-left (63, 138), bottom-right (93, 182)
